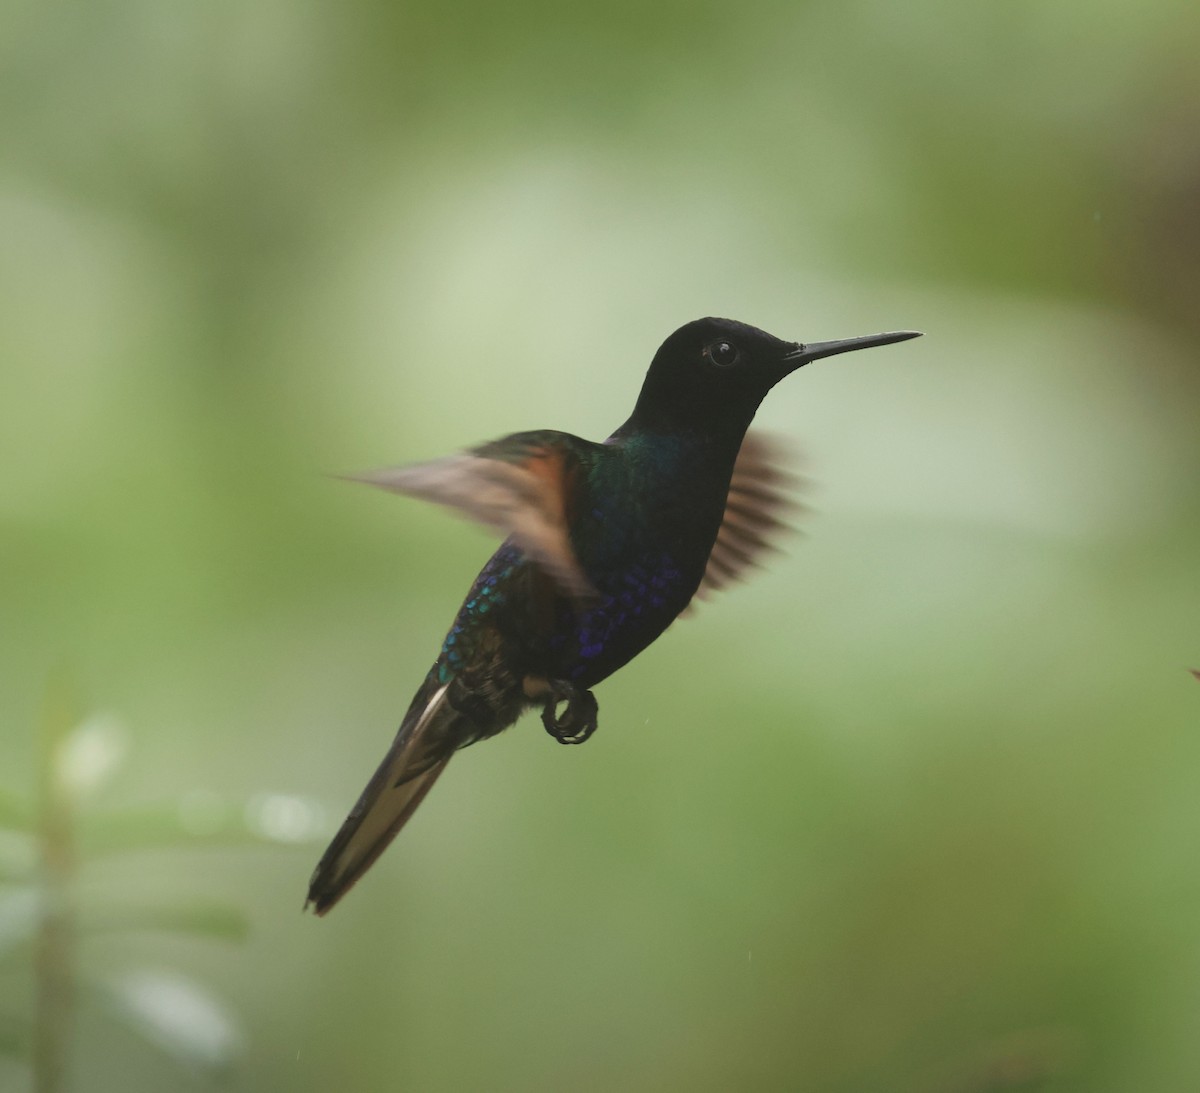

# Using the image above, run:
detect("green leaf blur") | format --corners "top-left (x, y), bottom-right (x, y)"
top-left (2, 1), bottom-right (1199, 1090)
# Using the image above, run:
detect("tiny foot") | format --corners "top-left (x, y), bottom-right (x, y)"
top-left (541, 680), bottom-right (598, 745)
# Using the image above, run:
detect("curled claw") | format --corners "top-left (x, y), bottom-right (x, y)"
top-left (541, 680), bottom-right (599, 745)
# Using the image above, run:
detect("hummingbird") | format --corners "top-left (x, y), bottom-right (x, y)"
top-left (306, 317), bottom-right (921, 914)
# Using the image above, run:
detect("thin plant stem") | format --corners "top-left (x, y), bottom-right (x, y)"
top-left (32, 677), bottom-right (76, 1093)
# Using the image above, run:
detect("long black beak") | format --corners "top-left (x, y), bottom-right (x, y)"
top-left (783, 330), bottom-right (922, 369)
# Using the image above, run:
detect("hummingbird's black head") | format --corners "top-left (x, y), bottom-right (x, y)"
top-left (621, 317), bottom-right (920, 439)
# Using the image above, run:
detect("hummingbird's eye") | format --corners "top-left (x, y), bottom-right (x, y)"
top-left (705, 340), bottom-right (740, 367)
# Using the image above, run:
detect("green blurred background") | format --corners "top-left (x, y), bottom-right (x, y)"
top-left (3, 0), bottom-right (1200, 1089)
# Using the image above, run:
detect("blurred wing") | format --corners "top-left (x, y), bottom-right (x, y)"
top-left (348, 433), bottom-right (596, 604)
top-left (691, 431), bottom-right (805, 604)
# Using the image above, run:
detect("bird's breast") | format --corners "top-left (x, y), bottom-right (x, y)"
top-left (544, 548), bottom-right (695, 687)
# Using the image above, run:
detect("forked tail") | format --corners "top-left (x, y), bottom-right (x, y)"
top-left (306, 678), bottom-right (460, 915)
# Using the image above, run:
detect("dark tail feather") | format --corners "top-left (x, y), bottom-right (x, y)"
top-left (306, 680), bottom-right (457, 915)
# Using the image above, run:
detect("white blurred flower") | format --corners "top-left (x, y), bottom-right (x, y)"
top-left (244, 793), bottom-right (327, 843)
top-left (108, 968), bottom-right (242, 1071)
top-left (56, 713), bottom-right (129, 799)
